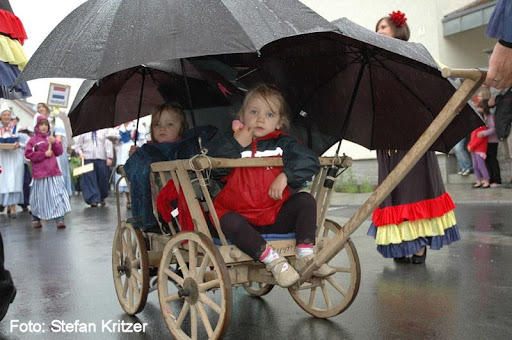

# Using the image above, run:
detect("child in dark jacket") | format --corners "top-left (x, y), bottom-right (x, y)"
top-left (24, 115), bottom-right (71, 228)
top-left (208, 84), bottom-right (334, 288)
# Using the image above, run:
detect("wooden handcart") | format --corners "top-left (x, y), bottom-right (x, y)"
top-left (111, 68), bottom-right (485, 339)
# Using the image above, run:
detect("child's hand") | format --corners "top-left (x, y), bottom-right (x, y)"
top-left (233, 125), bottom-right (253, 147)
top-left (268, 173), bottom-right (288, 200)
top-left (45, 149), bottom-right (53, 157)
top-left (477, 131), bottom-right (484, 138)
top-left (232, 120), bottom-right (244, 132)
top-left (129, 145), bottom-right (138, 156)
top-left (48, 136), bottom-right (55, 144)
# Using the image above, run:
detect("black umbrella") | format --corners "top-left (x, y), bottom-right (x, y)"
top-left (15, 0), bottom-right (337, 84)
top-left (224, 18), bottom-right (482, 154)
top-left (68, 59), bottom-right (242, 136)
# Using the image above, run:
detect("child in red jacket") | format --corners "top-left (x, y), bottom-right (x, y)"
top-left (468, 124), bottom-right (490, 188)
top-left (207, 84), bottom-right (335, 288)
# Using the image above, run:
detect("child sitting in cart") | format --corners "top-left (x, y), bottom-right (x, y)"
top-left (207, 84), bottom-right (335, 288)
top-left (124, 103), bottom-right (216, 232)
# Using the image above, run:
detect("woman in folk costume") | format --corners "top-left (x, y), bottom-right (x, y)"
top-left (367, 11), bottom-right (460, 264)
top-left (0, 101), bottom-right (24, 217)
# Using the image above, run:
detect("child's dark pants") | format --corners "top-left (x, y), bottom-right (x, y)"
top-left (218, 192), bottom-right (317, 260)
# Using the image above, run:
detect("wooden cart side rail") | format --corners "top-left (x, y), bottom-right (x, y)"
top-left (150, 156), bottom-right (352, 246)
top-left (150, 156), bottom-right (352, 172)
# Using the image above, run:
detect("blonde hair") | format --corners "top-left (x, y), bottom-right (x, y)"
top-left (237, 84), bottom-right (291, 131)
top-left (150, 103), bottom-right (188, 142)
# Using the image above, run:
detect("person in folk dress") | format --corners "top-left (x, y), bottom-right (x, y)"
top-left (24, 115), bottom-right (71, 228)
top-left (0, 101), bottom-right (24, 218)
top-left (367, 11), bottom-right (460, 264)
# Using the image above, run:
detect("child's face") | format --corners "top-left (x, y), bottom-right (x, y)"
top-left (39, 121), bottom-right (49, 134)
top-left (241, 95), bottom-right (282, 139)
top-left (153, 109), bottom-right (183, 143)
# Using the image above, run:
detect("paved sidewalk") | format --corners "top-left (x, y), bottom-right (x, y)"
top-left (330, 183), bottom-right (512, 206)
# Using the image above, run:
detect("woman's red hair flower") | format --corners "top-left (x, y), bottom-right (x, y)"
top-left (389, 10), bottom-right (407, 28)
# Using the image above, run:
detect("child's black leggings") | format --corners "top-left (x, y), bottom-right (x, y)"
top-left (218, 192), bottom-right (317, 261)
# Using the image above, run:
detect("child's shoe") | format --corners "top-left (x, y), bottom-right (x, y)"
top-left (295, 254), bottom-right (336, 278)
top-left (265, 257), bottom-right (299, 288)
top-left (32, 221), bottom-right (42, 228)
top-left (57, 221), bottom-right (66, 229)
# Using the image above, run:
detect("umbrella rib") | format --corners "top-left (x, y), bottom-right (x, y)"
top-left (374, 58), bottom-right (434, 116)
top-left (369, 65), bottom-right (377, 150)
top-left (335, 57), bottom-right (367, 155)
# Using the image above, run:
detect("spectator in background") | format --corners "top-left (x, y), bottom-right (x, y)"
top-left (73, 129), bottom-right (113, 207)
top-left (489, 87), bottom-right (512, 187)
top-left (0, 101), bottom-right (24, 218)
top-left (16, 126), bottom-right (33, 211)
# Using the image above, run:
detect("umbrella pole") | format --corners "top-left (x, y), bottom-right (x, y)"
top-left (298, 69), bottom-right (485, 281)
top-left (134, 68), bottom-right (147, 145)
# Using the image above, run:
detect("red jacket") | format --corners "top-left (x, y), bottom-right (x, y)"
top-left (211, 130), bottom-right (320, 227)
top-left (468, 126), bottom-right (488, 154)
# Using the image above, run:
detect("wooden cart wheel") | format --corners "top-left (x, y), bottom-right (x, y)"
top-left (288, 219), bottom-right (361, 318)
top-left (112, 221), bottom-right (149, 315)
top-left (158, 231), bottom-right (232, 340)
top-left (242, 281), bottom-right (274, 297)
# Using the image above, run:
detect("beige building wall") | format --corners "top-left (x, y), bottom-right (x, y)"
top-left (300, 0), bottom-right (496, 69)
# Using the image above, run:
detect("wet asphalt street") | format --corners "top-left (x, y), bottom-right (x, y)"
top-left (0, 192), bottom-right (511, 339)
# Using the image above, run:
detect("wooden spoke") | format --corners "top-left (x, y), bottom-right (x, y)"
top-left (199, 279), bottom-right (220, 292)
top-left (199, 293), bottom-right (222, 314)
top-left (191, 304), bottom-right (198, 340)
top-left (164, 268), bottom-right (184, 286)
top-left (326, 276), bottom-right (347, 297)
top-left (131, 270), bottom-right (143, 284)
top-left (164, 292), bottom-right (182, 303)
top-left (308, 287), bottom-right (317, 307)
top-left (321, 282), bottom-right (333, 310)
top-left (196, 301), bottom-right (214, 337)
top-left (129, 276), bottom-right (140, 302)
top-left (122, 277), bottom-right (129, 297)
top-left (172, 246), bottom-right (190, 277)
top-left (131, 258), bottom-right (140, 268)
top-left (197, 253), bottom-right (211, 280)
top-left (176, 301), bottom-right (190, 328)
top-left (189, 241), bottom-right (197, 279)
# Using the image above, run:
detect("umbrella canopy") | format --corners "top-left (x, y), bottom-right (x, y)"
top-left (15, 0), bottom-right (337, 84)
top-left (68, 60), bottom-right (242, 136)
top-left (226, 18), bottom-right (482, 154)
